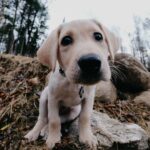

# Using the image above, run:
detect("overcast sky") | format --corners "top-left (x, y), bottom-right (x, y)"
top-left (47, 0), bottom-right (150, 53)
top-left (48, 0), bottom-right (150, 30)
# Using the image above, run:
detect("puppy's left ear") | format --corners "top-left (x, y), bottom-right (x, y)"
top-left (93, 20), bottom-right (120, 61)
top-left (37, 27), bottom-right (60, 71)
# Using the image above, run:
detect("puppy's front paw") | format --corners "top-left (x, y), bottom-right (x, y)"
top-left (46, 134), bottom-right (61, 149)
top-left (24, 129), bottom-right (40, 141)
top-left (79, 130), bottom-right (97, 148)
top-left (40, 124), bottom-right (48, 140)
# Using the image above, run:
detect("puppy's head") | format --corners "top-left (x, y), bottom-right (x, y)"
top-left (37, 20), bottom-right (120, 85)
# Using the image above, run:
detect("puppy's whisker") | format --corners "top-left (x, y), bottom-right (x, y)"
top-left (110, 68), bottom-right (118, 82)
top-left (110, 65), bottom-right (127, 82)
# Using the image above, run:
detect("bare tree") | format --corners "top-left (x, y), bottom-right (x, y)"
top-left (0, 0), bottom-right (48, 56)
top-left (131, 15), bottom-right (150, 69)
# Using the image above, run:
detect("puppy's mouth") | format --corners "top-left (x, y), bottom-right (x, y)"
top-left (78, 72), bottom-right (101, 85)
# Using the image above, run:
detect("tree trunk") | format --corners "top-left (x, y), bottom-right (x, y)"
top-left (26, 11), bottom-right (38, 52)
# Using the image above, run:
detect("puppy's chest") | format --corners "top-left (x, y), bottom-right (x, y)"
top-left (55, 84), bottom-right (85, 107)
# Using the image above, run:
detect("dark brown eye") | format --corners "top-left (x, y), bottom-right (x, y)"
top-left (94, 32), bottom-right (103, 41)
top-left (61, 36), bottom-right (73, 46)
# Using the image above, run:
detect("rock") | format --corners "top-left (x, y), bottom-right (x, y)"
top-left (113, 53), bottom-right (150, 93)
top-left (59, 110), bottom-right (149, 150)
top-left (96, 53), bottom-right (150, 106)
top-left (91, 111), bottom-right (149, 150)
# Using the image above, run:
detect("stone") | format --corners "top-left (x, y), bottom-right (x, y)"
top-left (63, 110), bottom-right (150, 150)
top-left (92, 111), bottom-right (149, 149)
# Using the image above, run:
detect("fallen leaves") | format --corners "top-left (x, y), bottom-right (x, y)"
top-left (0, 54), bottom-right (150, 149)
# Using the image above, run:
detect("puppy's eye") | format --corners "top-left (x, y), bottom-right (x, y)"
top-left (61, 36), bottom-right (73, 46)
top-left (94, 32), bottom-right (103, 41)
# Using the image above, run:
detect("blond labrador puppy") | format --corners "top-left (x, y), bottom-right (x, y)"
top-left (25, 20), bottom-right (120, 149)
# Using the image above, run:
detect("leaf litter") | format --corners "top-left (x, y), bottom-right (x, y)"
top-left (0, 54), bottom-right (150, 150)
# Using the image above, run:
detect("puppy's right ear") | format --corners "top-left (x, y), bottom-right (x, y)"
top-left (37, 27), bottom-right (60, 71)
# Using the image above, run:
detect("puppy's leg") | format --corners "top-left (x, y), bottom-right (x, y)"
top-left (25, 86), bottom-right (48, 141)
top-left (46, 94), bottom-right (61, 149)
top-left (41, 105), bottom-right (81, 140)
top-left (79, 87), bottom-right (97, 148)
top-left (134, 89), bottom-right (150, 106)
top-left (95, 80), bottom-right (117, 102)
top-left (79, 87), bottom-right (113, 148)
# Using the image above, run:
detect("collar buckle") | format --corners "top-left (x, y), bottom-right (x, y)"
top-left (59, 67), bottom-right (66, 77)
top-left (79, 86), bottom-right (84, 99)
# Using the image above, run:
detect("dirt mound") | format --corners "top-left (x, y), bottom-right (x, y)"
top-left (0, 54), bottom-right (149, 150)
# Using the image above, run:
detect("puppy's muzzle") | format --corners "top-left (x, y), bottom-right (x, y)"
top-left (78, 54), bottom-right (101, 84)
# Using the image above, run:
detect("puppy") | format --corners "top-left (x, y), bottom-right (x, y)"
top-left (25, 20), bottom-right (120, 149)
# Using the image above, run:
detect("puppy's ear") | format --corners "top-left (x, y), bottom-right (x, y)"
top-left (93, 20), bottom-right (120, 61)
top-left (37, 27), bottom-right (60, 71)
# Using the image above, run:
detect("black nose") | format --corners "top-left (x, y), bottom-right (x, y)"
top-left (78, 54), bottom-right (101, 74)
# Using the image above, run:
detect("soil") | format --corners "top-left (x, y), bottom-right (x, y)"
top-left (0, 54), bottom-right (150, 150)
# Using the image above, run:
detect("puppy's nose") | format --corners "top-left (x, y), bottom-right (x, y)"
top-left (78, 54), bottom-right (101, 73)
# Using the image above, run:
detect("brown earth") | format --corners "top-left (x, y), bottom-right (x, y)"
top-left (0, 54), bottom-right (150, 150)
